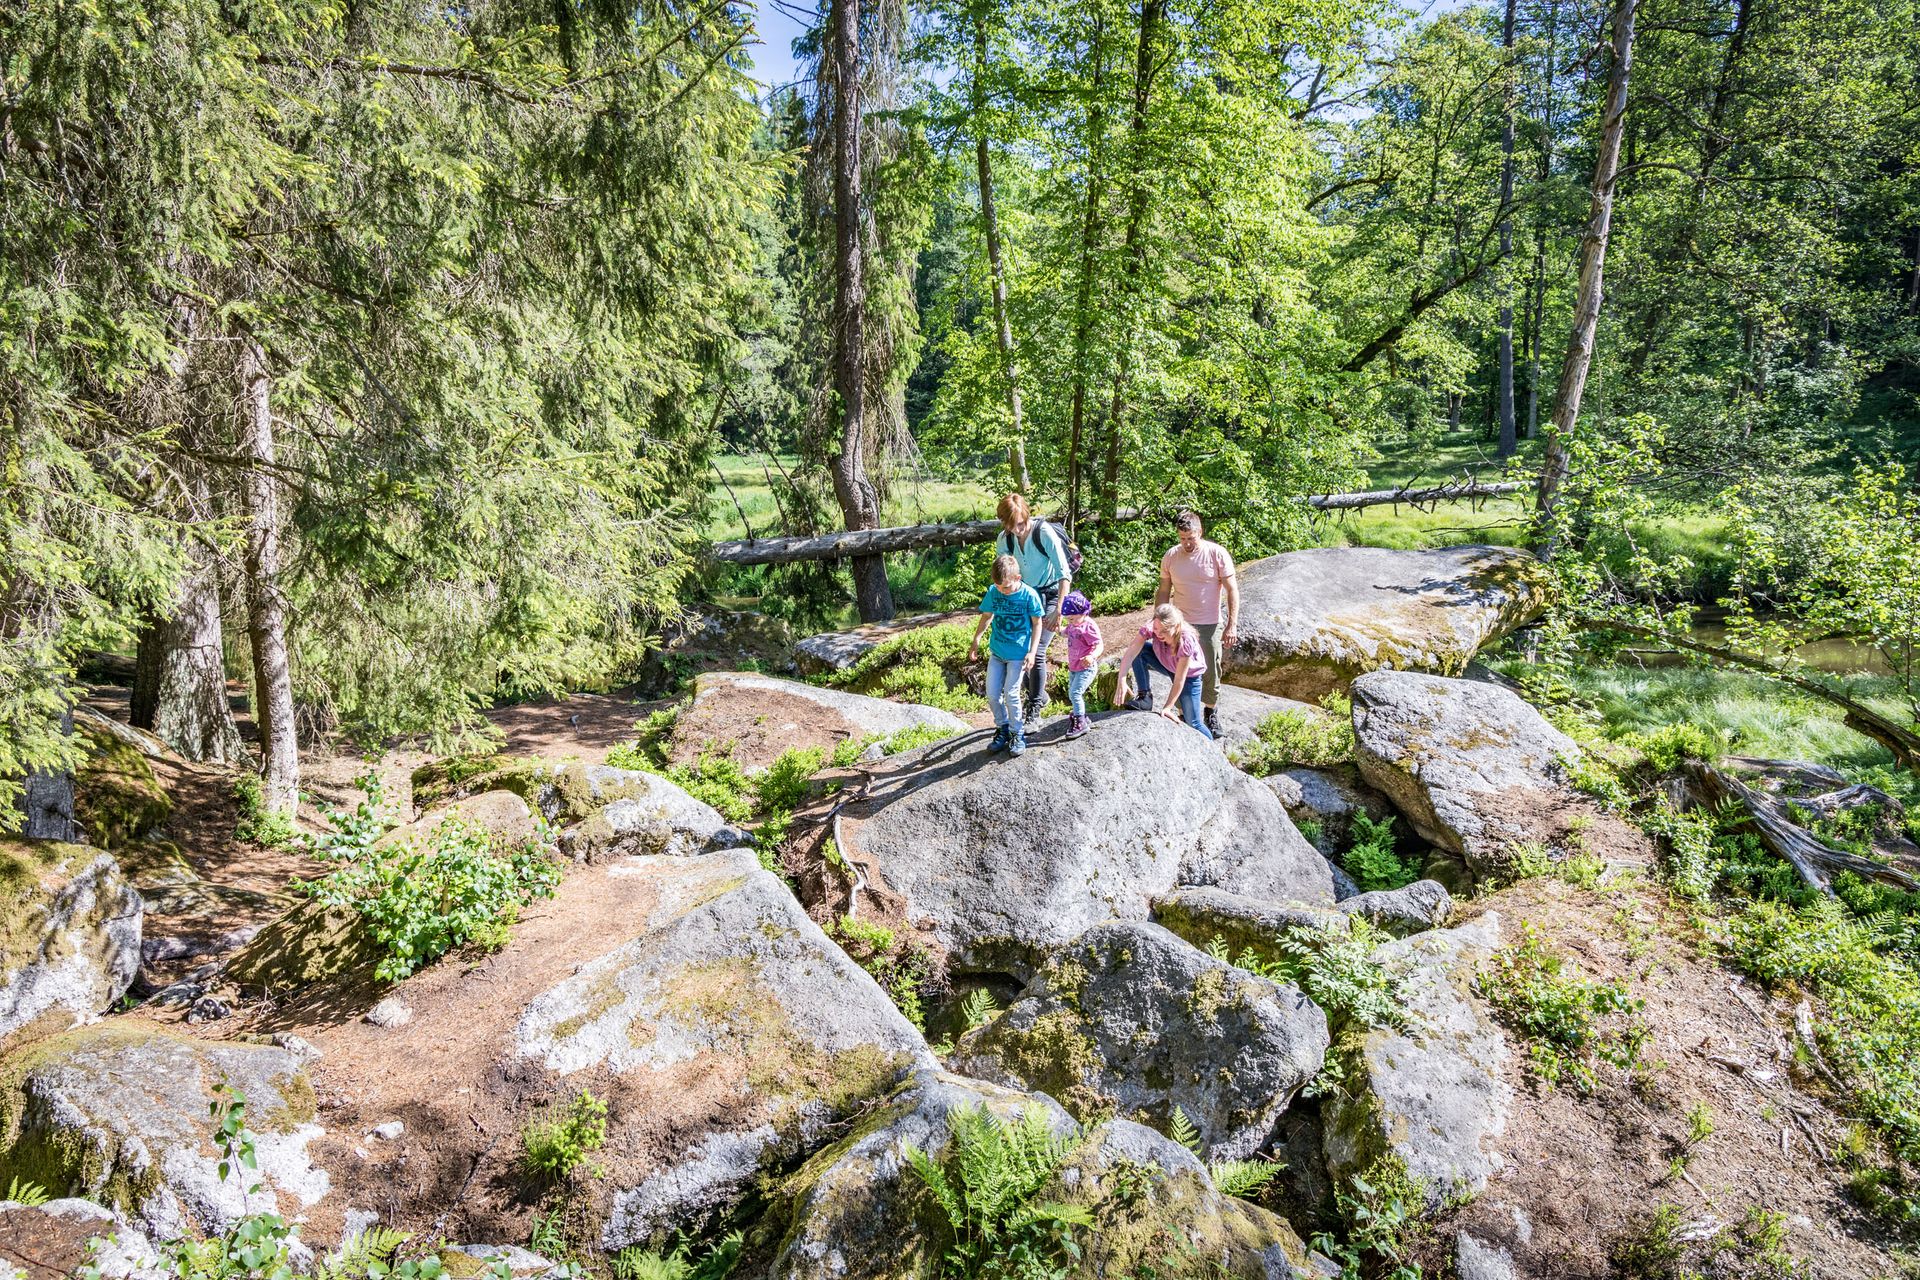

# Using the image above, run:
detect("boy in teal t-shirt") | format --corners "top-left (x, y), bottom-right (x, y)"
top-left (966, 554), bottom-right (1045, 755)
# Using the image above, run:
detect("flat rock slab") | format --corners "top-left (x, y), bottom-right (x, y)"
top-left (1323, 914), bottom-right (1510, 1211)
top-left (1225, 546), bottom-right (1550, 702)
top-left (1, 842), bottom-right (142, 1058)
top-left (667, 672), bottom-right (968, 775)
top-left (952, 922), bottom-right (1328, 1160)
top-left (1349, 671), bottom-right (1583, 874)
top-left (769, 1069), bottom-right (1328, 1280)
top-left (0, 1024), bottom-right (328, 1242)
top-left (840, 712), bottom-right (1335, 974)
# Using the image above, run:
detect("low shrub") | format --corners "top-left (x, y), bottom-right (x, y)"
top-left (830, 913), bottom-right (943, 1031)
top-left (522, 1090), bottom-right (609, 1180)
top-left (824, 623), bottom-right (985, 713)
top-left (1479, 922), bottom-right (1648, 1093)
top-left (231, 773), bottom-right (295, 847)
top-left (1341, 812), bottom-right (1420, 892)
top-left (1237, 695), bottom-right (1354, 774)
top-left (302, 815), bottom-right (561, 981)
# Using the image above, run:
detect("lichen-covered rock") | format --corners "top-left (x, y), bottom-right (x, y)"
top-left (769, 1070), bottom-right (1327, 1280)
top-left (952, 923), bottom-right (1327, 1160)
top-left (1349, 672), bottom-right (1581, 874)
top-left (1322, 914), bottom-right (1510, 1212)
top-left (0, 1196), bottom-right (162, 1280)
top-left (1153, 887), bottom-right (1348, 961)
top-left (438, 1244), bottom-right (571, 1279)
top-left (408, 753), bottom-right (548, 815)
top-left (552, 767), bottom-right (750, 859)
top-left (1210, 687), bottom-right (1328, 766)
top-left (1, 842), bottom-right (141, 1057)
top-left (843, 713), bottom-right (1334, 975)
top-left (1264, 766), bottom-right (1396, 849)
top-left (666, 671), bottom-right (968, 775)
top-left (73, 728), bottom-right (173, 851)
top-left (510, 851), bottom-right (932, 1249)
top-left (1336, 880), bottom-right (1453, 936)
top-left (1225, 547), bottom-right (1550, 702)
top-left (0, 1024), bottom-right (328, 1241)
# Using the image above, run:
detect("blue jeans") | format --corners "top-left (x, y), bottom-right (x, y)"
top-left (1067, 667), bottom-right (1096, 717)
top-left (985, 656), bottom-right (1027, 729)
top-left (1131, 648), bottom-right (1211, 738)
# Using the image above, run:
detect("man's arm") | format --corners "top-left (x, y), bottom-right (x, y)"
top-left (1155, 557), bottom-right (1172, 608)
top-left (1221, 570), bottom-right (1241, 644)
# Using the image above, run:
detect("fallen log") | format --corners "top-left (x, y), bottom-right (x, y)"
top-left (707, 481), bottom-right (1529, 566)
top-left (1681, 760), bottom-right (1918, 894)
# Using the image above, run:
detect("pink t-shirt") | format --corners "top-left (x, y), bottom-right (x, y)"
top-left (1063, 617), bottom-right (1103, 672)
top-left (1161, 541), bottom-right (1236, 625)
top-left (1139, 624), bottom-right (1207, 676)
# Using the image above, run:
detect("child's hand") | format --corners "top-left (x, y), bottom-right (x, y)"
top-left (965, 644), bottom-right (979, 662)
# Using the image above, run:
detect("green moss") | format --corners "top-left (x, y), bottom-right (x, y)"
top-left (258, 1070), bottom-right (318, 1132)
top-left (410, 753), bottom-right (546, 812)
top-left (0, 839), bottom-right (77, 975)
top-left (974, 1011), bottom-right (1112, 1124)
top-left (551, 972), bottom-right (628, 1042)
top-left (72, 728), bottom-right (171, 850)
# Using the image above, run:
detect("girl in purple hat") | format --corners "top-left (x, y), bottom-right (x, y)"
top-left (1058, 590), bottom-right (1103, 740)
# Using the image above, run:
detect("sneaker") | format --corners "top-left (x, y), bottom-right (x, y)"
top-left (988, 725), bottom-right (1011, 753)
top-left (1008, 731), bottom-right (1027, 757)
top-left (1064, 714), bottom-right (1091, 740)
top-left (1125, 695), bottom-right (1154, 712)
top-left (1023, 713), bottom-right (1041, 737)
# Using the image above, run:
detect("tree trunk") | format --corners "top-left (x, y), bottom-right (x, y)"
top-left (1447, 391), bottom-right (1462, 432)
top-left (1101, 0), bottom-right (1163, 522)
top-left (1065, 21), bottom-right (1109, 537)
top-left (129, 475), bottom-right (242, 763)
top-left (972, 10), bottom-right (1028, 494)
top-left (1495, 0), bottom-right (1518, 459)
top-left (828, 0), bottom-right (894, 622)
top-left (1536, 0), bottom-right (1638, 527)
top-left (21, 709), bottom-right (79, 842)
top-left (239, 340), bottom-right (299, 814)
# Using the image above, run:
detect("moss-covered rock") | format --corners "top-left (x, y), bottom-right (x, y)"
top-left (509, 850), bottom-right (933, 1250)
top-left (0, 1023), bottom-right (328, 1241)
top-left (1321, 914), bottom-right (1510, 1213)
top-left (408, 753), bottom-right (549, 815)
top-left (222, 898), bottom-right (384, 995)
top-left (952, 922), bottom-right (1328, 1161)
top-left (0, 840), bottom-right (141, 1057)
top-left (73, 727), bottom-right (172, 850)
top-left (767, 1068), bottom-right (1328, 1279)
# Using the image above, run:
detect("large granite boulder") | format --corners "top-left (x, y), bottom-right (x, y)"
top-left (1, 841), bottom-right (142, 1056)
top-left (952, 923), bottom-right (1328, 1160)
top-left (0, 1197), bottom-right (162, 1280)
top-left (73, 727), bottom-right (173, 852)
top-left (667, 672), bottom-right (968, 775)
top-left (0, 1025), bottom-right (329, 1241)
top-left (275, 850), bottom-right (930, 1252)
top-left (376, 789), bottom-right (541, 849)
top-left (840, 713), bottom-right (1335, 974)
top-left (1349, 671), bottom-right (1582, 875)
top-left (1224, 546), bottom-right (1550, 702)
top-left (1322, 914), bottom-right (1511, 1211)
top-left (792, 612), bottom-right (972, 675)
top-left (769, 1070), bottom-right (1328, 1280)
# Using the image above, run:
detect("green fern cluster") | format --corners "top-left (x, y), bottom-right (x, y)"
top-left (905, 1104), bottom-right (1095, 1280)
top-left (610, 1232), bottom-right (741, 1280)
top-left (1206, 923), bottom-right (1407, 1033)
top-left (1163, 1106), bottom-right (1282, 1200)
top-left (522, 1090), bottom-right (609, 1180)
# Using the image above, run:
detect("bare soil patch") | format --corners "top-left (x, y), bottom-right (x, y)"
top-left (1426, 874), bottom-right (1905, 1279)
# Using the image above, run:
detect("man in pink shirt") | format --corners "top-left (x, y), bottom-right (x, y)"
top-left (1156, 511), bottom-right (1238, 738)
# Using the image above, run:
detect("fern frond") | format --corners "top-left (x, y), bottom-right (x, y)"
top-left (1166, 1105), bottom-right (1202, 1154)
top-left (1208, 1157), bottom-right (1283, 1199)
top-left (958, 987), bottom-right (1000, 1032)
top-left (3, 1177), bottom-right (51, 1207)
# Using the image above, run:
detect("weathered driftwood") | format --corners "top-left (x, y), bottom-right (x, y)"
top-left (708, 481), bottom-right (1530, 566)
top-left (1682, 760), bottom-right (1918, 894)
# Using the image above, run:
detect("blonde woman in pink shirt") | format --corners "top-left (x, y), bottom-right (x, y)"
top-left (1156, 510), bottom-right (1238, 738)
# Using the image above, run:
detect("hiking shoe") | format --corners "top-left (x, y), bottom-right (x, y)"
top-left (1125, 695), bottom-right (1154, 712)
top-left (1203, 706), bottom-right (1221, 737)
top-left (1064, 714), bottom-right (1091, 740)
top-left (1008, 731), bottom-right (1028, 757)
top-left (988, 725), bottom-right (1011, 753)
